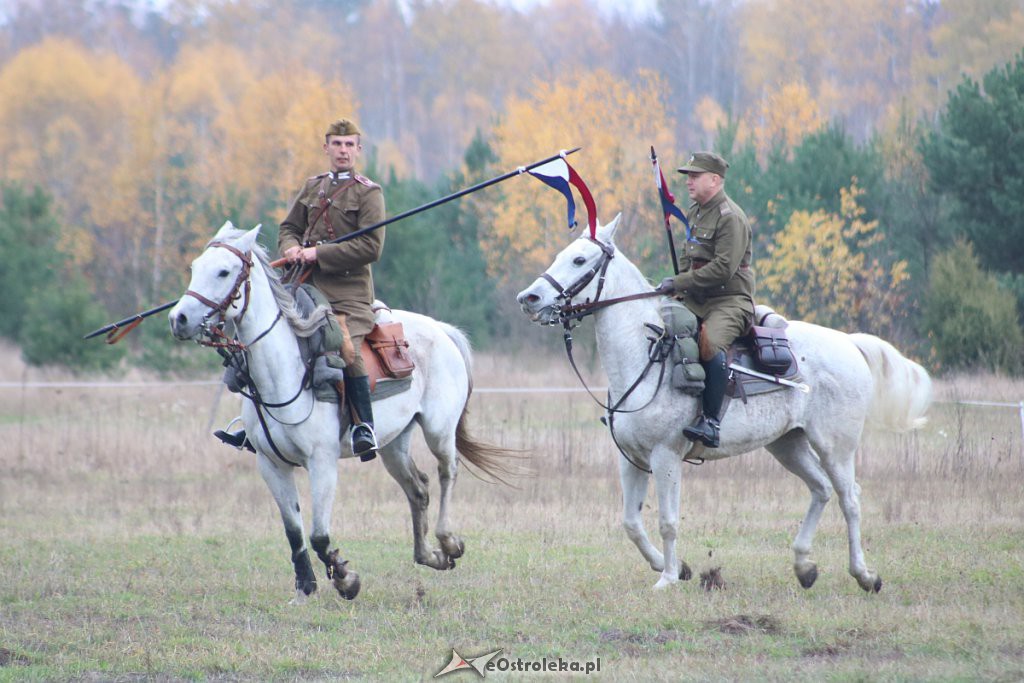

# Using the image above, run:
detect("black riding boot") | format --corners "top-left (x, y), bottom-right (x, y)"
top-left (345, 375), bottom-right (378, 461)
top-left (683, 351), bottom-right (728, 448)
top-left (214, 428), bottom-right (255, 453)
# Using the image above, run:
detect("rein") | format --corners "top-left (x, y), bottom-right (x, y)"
top-left (546, 241), bottom-right (670, 416)
top-left (188, 241), bottom-right (314, 468)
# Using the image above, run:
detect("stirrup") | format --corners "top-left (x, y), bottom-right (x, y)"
top-left (214, 429), bottom-right (255, 453)
top-left (351, 423), bottom-right (378, 462)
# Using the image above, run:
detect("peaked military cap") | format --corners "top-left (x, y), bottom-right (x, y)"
top-left (677, 151), bottom-right (729, 177)
top-left (325, 118), bottom-right (362, 137)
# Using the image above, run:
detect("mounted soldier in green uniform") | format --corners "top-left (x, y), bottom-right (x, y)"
top-left (658, 151), bottom-right (755, 448)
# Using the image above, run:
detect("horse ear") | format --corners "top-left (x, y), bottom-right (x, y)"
top-left (214, 220), bottom-right (236, 238)
top-left (234, 224), bottom-right (262, 252)
top-left (596, 212), bottom-right (622, 243)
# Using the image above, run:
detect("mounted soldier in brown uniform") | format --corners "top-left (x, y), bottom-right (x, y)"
top-left (216, 117), bottom-right (386, 461)
top-left (658, 152), bottom-right (755, 448)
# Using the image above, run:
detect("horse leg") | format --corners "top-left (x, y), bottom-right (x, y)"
top-left (618, 453), bottom-right (665, 575)
top-left (766, 429), bottom-right (833, 589)
top-left (807, 429), bottom-right (882, 593)
top-left (421, 421), bottom-right (464, 562)
top-left (650, 445), bottom-right (687, 590)
top-left (306, 450), bottom-right (360, 600)
top-left (379, 423), bottom-right (452, 570)
top-left (256, 454), bottom-right (317, 603)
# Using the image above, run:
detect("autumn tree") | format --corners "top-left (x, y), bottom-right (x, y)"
top-left (758, 182), bottom-right (909, 336)
top-left (487, 69), bottom-right (679, 290)
top-left (0, 36), bottom-right (146, 312)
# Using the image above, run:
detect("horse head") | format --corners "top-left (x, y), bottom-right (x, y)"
top-left (517, 213), bottom-right (622, 325)
top-left (169, 221), bottom-right (262, 341)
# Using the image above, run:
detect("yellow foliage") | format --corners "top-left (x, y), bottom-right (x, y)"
top-left (759, 182), bottom-right (908, 333)
top-left (752, 80), bottom-right (826, 157)
top-left (0, 37), bottom-right (145, 265)
top-left (487, 69), bottom-right (678, 286)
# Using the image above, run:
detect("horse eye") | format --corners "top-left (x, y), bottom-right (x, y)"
top-left (218, 269), bottom-right (230, 278)
top-left (573, 256), bottom-right (587, 266)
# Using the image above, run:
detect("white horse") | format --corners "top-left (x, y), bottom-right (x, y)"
top-left (517, 215), bottom-right (931, 592)
top-left (169, 222), bottom-right (512, 601)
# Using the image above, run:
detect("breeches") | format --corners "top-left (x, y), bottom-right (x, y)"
top-left (344, 332), bottom-right (367, 377)
top-left (699, 304), bottom-right (753, 360)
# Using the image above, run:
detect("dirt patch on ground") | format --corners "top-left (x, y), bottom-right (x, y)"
top-left (704, 614), bottom-right (781, 635)
top-left (0, 647), bottom-right (30, 666)
top-left (598, 628), bottom-right (681, 657)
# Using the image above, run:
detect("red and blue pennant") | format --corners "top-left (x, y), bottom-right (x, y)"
top-left (528, 157), bottom-right (598, 238)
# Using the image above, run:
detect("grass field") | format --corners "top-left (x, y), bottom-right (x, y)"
top-left (1, 345), bottom-right (1023, 681)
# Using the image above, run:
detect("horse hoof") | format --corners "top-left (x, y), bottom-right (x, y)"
top-left (427, 549), bottom-right (456, 570)
top-left (334, 570), bottom-right (360, 600)
top-left (289, 590), bottom-right (309, 606)
top-left (857, 573), bottom-right (882, 593)
top-left (653, 575), bottom-right (677, 590)
top-left (797, 564), bottom-right (818, 589)
top-left (679, 562), bottom-right (693, 581)
top-left (326, 550), bottom-right (360, 600)
top-left (439, 535), bottom-right (465, 559)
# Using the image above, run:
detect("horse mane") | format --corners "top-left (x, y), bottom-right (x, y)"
top-left (207, 229), bottom-right (328, 339)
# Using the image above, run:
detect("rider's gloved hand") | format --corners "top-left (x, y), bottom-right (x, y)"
top-left (657, 276), bottom-right (677, 294)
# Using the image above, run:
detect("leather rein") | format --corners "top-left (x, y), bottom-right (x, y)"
top-left (184, 241), bottom-right (312, 467)
top-left (543, 239), bottom-right (668, 414)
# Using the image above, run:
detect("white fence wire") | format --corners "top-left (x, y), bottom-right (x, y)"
top-left (2, 380), bottom-right (1023, 453)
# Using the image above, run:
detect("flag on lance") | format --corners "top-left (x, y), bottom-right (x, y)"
top-left (528, 157), bottom-right (598, 238)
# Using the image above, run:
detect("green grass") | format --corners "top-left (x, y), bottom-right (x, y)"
top-left (1, 359), bottom-right (1023, 681)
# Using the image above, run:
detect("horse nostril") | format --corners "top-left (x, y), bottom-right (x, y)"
top-left (176, 312), bottom-right (188, 326)
top-left (526, 294), bottom-right (539, 304)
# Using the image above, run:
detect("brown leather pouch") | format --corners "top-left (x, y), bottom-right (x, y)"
top-left (366, 322), bottom-right (415, 379)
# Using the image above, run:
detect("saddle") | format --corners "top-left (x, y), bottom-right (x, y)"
top-left (291, 287), bottom-right (415, 404)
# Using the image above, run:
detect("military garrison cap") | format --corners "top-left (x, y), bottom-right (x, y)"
top-left (325, 118), bottom-right (362, 138)
top-left (677, 151), bottom-right (729, 177)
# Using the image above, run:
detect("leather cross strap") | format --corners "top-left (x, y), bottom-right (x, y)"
top-left (307, 176), bottom-right (358, 244)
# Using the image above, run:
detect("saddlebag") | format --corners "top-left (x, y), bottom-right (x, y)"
top-left (366, 322), bottom-right (415, 379)
top-left (749, 325), bottom-right (794, 374)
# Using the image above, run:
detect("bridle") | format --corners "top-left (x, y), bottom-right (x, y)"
top-left (540, 238), bottom-right (664, 327)
top-left (185, 242), bottom-right (253, 332)
top-left (537, 237), bottom-right (688, 473)
top-left (184, 240), bottom-right (310, 467)
top-left (540, 238), bottom-right (669, 412)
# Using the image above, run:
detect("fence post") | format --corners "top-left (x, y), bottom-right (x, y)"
top-left (1019, 401), bottom-right (1024, 459)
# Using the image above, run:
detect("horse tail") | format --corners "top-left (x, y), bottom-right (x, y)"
top-left (849, 333), bottom-right (932, 431)
top-left (439, 322), bottom-right (523, 486)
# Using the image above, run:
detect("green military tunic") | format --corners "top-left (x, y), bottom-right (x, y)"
top-left (668, 188), bottom-right (755, 358)
top-left (279, 170), bottom-right (385, 373)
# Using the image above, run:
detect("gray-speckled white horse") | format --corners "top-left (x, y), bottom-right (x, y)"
top-left (517, 215), bottom-right (931, 592)
top-left (169, 222), bottom-right (512, 602)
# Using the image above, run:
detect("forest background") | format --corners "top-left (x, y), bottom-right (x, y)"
top-left (0, 0), bottom-right (1021, 375)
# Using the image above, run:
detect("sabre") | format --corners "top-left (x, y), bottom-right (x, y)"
top-left (84, 147), bottom-right (582, 342)
top-left (728, 363), bottom-right (811, 393)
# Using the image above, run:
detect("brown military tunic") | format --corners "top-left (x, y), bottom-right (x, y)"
top-left (279, 170), bottom-right (385, 374)
top-left (668, 188), bottom-right (755, 358)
